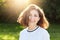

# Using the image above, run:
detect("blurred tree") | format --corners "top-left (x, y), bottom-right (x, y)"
top-left (0, 0), bottom-right (60, 23)
top-left (43, 0), bottom-right (60, 23)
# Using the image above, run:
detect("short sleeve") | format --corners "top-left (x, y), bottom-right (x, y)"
top-left (19, 31), bottom-right (24, 40)
top-left (42, 30), bottom-right (50, 40)
top-left (19, 29), bottom-right (27, 40)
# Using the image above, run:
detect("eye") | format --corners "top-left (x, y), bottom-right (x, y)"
top-left (29, 14), bottom-right (32, 16)
top-left (34, 14), bottom-right (38, 17)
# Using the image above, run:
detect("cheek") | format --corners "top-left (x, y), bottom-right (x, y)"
top-left (35, 17), bottom-right (40, 22)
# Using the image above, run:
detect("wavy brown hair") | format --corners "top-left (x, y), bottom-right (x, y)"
top-left (17, 4), bottom-right (49, 29)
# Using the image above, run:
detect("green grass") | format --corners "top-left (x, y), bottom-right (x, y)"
top-left (0, 23), bottom-right (60, 40)
top-left (0, 23), bottom-right (23, 40)
top-left (47, 23), bottom-right (60, 40)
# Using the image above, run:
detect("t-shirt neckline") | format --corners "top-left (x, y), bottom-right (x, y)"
top-left (27, 26), bottom-right (39, 32)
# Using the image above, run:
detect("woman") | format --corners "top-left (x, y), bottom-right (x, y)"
top-left (17, 4), bottom-right (50, 40)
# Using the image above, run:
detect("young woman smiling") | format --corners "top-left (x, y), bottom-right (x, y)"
top-left (17, 4), bottom-right (50, 40)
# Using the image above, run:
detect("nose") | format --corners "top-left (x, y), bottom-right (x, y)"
top-left (29, 16), bottom-right (35, 21)
top-left (30, 16), bottom-right (35, 19)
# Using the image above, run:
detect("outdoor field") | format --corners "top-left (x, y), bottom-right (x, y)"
top-left (0, 0), bottom-right (60, 40)
top-left (0, 23), bottom-right (60, 40)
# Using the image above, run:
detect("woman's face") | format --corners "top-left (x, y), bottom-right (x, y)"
top-left (29, 9), bottom-right (40, 25)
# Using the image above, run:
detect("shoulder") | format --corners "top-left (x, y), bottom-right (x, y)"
top-left (39, 26), bottom-right (50, 37)
top-left (39, 26), bottom-right (49, 33)
top-left (20, 27), bottom-right (28, 34)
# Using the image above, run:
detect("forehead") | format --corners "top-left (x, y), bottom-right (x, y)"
top-left (30, 9), bottom-right (39, 15)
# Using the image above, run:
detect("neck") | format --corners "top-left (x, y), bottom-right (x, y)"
top-left (28, 24), bottom-right (37, 31)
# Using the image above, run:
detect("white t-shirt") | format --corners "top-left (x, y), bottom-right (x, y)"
top-left (19, 26), bottom-right (50, 40)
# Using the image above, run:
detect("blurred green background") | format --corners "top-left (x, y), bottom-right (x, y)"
top-left (0, 0), bottom-right (60, 40)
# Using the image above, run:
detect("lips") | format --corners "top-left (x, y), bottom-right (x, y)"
top-left (29, 19), bottom-right (35, 22)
